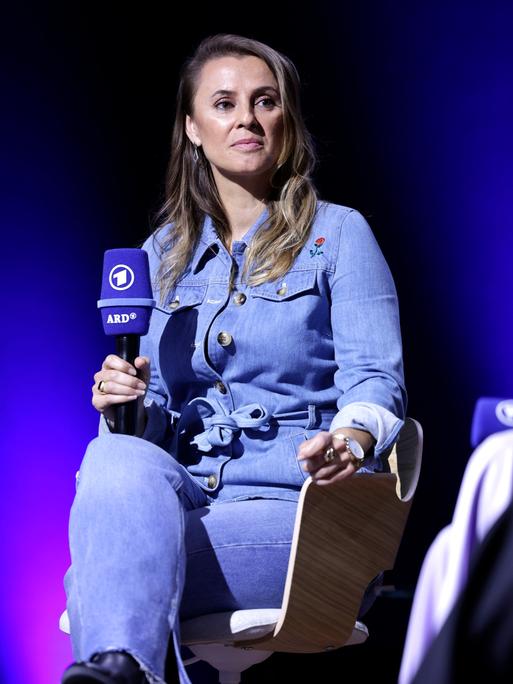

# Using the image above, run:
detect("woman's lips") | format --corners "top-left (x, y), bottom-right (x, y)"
top-left (232, 141), bottom-right (264, 150)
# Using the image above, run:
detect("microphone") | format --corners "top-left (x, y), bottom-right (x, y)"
top-left (97, 249), bottom-right (155, 435)
top-left (471, 397), bottom-right (513, 448)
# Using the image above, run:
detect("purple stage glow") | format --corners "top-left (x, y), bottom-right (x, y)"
top-left (1, 9), bottom-right (117, 681)
top-left (1, 162), bottom-right (108, 681)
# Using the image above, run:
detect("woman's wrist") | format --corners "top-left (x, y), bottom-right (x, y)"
top-left (331, 426), bottom-right (375, 455)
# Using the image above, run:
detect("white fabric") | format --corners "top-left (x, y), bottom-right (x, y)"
top-left (181, 609), bottom-right (280, 644)
top-left (330, 400), bottom-right (404, 469)
top-left (399, 430), bottom-right (513, 684)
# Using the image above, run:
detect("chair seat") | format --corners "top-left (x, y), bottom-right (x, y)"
top-left (60, 606), bottom-right (368, 647)
top-left (59, 609), bottom-right (70, 635)
top-left (180, 609), bottom-right (368, 647)
top-left (181, 609), bottom-right (280, 644)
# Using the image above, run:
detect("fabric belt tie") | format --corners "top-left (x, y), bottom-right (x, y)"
top-left (187, 397), bottom-right (272, 452)
top-left (182, 397), bottom-right (337, 453)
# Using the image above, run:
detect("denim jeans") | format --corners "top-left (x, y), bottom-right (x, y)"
top-left (63, 433), bottom-right (303, 684)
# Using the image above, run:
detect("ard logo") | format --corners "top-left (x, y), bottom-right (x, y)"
top-left (109, 264), bottom-right (135, 291)
top-left (495, 400), bottom-right (513, 427)
top-left (106, 313), bottom-right (137, 324)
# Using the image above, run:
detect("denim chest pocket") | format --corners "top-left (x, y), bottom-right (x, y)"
top-left (164, 282), bottom-right (208, 313)
top-left (249, 268), bottom-right (318, 301)
top-left (244, 268), bottom-right (330, 357)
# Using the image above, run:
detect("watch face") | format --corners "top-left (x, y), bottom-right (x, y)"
top-left (348, 437), bottom-right (365, 461)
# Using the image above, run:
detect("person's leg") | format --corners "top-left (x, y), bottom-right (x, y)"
top-left (179, 498), bottom-right (298, 622)
top-left (63, 433), bottom-right (209, 684)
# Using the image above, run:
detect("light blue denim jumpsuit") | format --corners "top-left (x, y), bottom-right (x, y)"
top-left (63, 201), bottom-right (407, 683)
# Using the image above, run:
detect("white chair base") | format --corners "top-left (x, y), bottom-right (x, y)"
top-left (184, 643), bottom-right (272, 684)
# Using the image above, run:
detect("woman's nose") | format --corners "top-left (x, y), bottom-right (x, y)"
top-left (237, 105), bottom-right (258, 127)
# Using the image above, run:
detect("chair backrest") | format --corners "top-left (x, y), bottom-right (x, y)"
top-left (233, 417), bottom-right (423, 654)
top-left (470, 396), bottom-right (513, 448)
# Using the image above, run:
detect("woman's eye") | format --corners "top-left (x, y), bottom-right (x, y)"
top-left (215, 100), bottom-right (233, 110)
top-left (257, 97), bottom-right (276, 108)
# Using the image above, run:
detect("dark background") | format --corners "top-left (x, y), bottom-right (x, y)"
top-left (2, 1), bottom-right (513, 682)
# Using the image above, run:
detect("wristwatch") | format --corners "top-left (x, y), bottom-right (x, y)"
top-left (332, 432), bottom-right (366, 469)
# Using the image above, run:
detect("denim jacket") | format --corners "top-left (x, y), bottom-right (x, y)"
top-left (101, 200), bottom-right (407, 503)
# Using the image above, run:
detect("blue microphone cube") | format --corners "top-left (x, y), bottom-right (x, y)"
top-left (97, 248), bottom-right (155, 336)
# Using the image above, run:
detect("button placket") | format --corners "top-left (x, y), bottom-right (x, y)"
top-left (206, 280), bottom-right (237, 366)
top-left (199, 245), bottom-right (247, 408)
top-left (178, 210), bottom-right (273, 495)
top-left (193, 279), bottom-right (233, 400)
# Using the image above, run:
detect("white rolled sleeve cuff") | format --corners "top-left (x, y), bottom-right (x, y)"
top-left (329, 401), bottom-right (404, 467)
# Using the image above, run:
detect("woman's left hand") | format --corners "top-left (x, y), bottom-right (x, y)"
top-left (296, 429), bottom-right (374, 486)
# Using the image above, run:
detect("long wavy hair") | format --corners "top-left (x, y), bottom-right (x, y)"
top-left (151, 33), bottom-right (319, 304)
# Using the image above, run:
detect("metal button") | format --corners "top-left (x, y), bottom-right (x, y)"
top-left (207, 474), bottom-right (218, 489)
top-left (214, 380), bottom-right (227, 394)
top-left (276, 282), bottom-right (287, 296)
top-left (233, 292), bottom-right (247, 305)
top-left (217, 331), bottom-right (233, 347)
top-left (169, 296), bottom-right (180, 309)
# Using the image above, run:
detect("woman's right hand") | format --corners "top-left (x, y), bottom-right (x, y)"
top-left (92, 354), bottom-right (150, 431)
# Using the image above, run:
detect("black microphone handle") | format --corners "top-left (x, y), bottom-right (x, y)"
top-left (114, 335), bottom-right (141, 435)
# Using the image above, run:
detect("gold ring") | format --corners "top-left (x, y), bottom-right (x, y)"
top-left (324, 446), bottom-right (336, 464)
top-left (347, 452), bottom-right (360, 470)
top-left (97, 380), bottom-right (106, 394)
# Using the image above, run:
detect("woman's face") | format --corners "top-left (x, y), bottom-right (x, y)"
top-left (185, 55), bottom-right (284, 188)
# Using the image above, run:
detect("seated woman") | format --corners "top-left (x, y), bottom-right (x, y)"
top-left (61, 32), bottom-right (407, 684)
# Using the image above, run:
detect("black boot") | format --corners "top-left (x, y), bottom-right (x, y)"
top-left (61, 650), bottom-right (148, 683)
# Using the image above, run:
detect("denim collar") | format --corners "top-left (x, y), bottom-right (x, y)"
top-left (191, 206), bottom-right (270, 274)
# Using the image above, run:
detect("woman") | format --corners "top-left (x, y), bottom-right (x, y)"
top-left (62, 33), bottom-right (406, 684)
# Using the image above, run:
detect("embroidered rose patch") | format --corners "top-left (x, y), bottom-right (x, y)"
top-left (310, 236), bottom-right (325, 257)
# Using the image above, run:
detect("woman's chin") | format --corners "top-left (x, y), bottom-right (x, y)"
top-left (214, 165), bottom-right (274, 186)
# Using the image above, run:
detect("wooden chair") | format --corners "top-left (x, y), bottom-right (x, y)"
top-left (59, 418), bottom-right (422, 684)
top-left (179, 417), bottom-right (423, 682)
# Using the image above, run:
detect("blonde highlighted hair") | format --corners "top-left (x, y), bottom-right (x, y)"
top-left (150, 33), bottom-right (319, 304)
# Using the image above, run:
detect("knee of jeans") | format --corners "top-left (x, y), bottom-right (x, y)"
top-left (77, 434), bottom-right (183, 495)
top-left (63, 564), bottom-right (73, 593)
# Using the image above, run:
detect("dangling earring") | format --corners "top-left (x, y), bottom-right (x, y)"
top-left (193, 144), bottom-right (199, 163)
